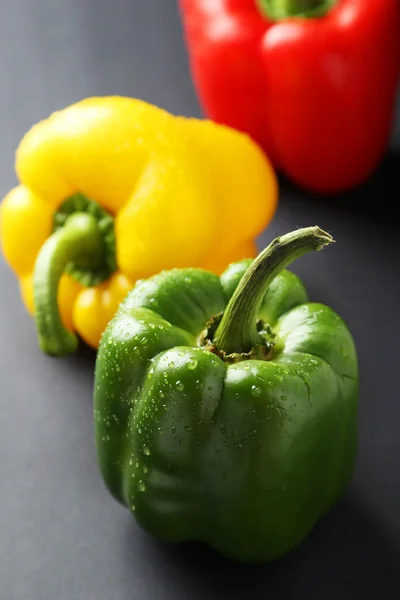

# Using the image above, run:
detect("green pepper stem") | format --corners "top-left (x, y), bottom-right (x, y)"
top-left (33, 213), bottom-right (104, 356)
top-left (257, 0), bottom-right (335, 20)
top-left (213, 226), bottom-right (334, 355)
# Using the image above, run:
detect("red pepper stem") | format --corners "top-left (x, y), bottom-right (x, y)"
top-left (213, 227), bottom-right (334, 355)
top-left (33, 213), bottom-right (104, 357)
top-left (258, 0), bottom-right (335, 20)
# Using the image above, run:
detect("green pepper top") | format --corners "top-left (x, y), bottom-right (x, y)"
top-left (94, 227), bottom-right (358, 563)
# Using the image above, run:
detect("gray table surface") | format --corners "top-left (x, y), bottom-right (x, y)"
top-left (1, 1), bottom-right (399, 598)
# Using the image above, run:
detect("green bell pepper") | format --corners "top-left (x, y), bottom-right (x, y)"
top-left (94, 226), bottom-right (358, 563)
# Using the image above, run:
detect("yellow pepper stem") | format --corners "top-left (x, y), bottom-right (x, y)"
top-left (213, 226), bottom-right (334, 355)
top-left (34, 213), bottom-right (104, 356)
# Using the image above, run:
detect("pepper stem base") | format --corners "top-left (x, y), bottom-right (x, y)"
top-left (258, 0), bottom-right (335, 20)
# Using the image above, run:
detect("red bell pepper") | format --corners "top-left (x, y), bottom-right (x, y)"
top-left (179, 0), bottom-right (400, 193)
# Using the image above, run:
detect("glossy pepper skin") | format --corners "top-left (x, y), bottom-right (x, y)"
top-left (94, 227), bottom-right (358, 563)
top-left (0, 96), bottom-right (277, 356)
top-left (179, 0), bottom-right (400, 193)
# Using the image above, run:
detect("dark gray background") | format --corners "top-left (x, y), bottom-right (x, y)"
top-left (1, 1), bottom-right (399, 598)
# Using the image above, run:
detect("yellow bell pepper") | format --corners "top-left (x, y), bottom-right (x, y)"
top-left (0, 96), bottom-right (278, 356)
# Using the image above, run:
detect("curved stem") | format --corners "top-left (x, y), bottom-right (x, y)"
top-left (213, 226), bottom-right (333, 355)
top-left (258, 0), bottom-right (335, 20)
top-left (34, 213), bottom-right (103, 356)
